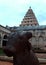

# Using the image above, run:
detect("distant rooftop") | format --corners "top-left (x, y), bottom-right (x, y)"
top-left (16, 25), bottom-right (46, 31)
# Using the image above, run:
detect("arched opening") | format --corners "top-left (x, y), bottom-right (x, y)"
top-left (0, 34), bottom-right (2, 47)
top-left (39, 35), bottom-right (43, 48)
top-left (2, 35), bottom-right (8, 46)
top-left (0, 34), bottom-right (1, 39)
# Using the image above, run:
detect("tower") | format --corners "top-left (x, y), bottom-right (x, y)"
top-left (20, 7), bottom-right (39, 26)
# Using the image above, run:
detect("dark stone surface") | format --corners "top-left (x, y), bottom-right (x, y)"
top-left (3, 31), bottom-right (39, 65)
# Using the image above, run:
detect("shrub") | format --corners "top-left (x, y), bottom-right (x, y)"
top-left (0, 48), bottom-right (5, 55)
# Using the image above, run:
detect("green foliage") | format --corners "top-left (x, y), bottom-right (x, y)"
top-left (0, 48), bottom-right (5, 55)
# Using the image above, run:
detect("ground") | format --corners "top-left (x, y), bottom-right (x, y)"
top-left (0, 53), bottom-right (46, 65)
top-left (0, 61), bottom-right (13, 65)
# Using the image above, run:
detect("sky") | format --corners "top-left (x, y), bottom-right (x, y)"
top-left (0, 0), bottom-right (46, 26)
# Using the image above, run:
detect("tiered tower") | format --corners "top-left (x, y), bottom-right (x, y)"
top-left (20, 7), bottom-right (39, 26)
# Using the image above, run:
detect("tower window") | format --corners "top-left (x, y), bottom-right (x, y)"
top-left (30, 21), bottom-right (32, 22)
top-left (31, 24), bottom-right (32, 26)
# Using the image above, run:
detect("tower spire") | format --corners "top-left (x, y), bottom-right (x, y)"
top-left (20, 7), bottom-right (39, 26)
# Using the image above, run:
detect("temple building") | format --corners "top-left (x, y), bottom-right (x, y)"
top-left (0, 25), bottom-right (11, 48)
top-left (18, 7), bottom-right (46, 50)
top-left (20, 7), bottom-right (39, 26)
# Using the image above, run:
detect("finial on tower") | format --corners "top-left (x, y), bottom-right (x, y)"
top-left (29, 6), bottom-right (31, 9)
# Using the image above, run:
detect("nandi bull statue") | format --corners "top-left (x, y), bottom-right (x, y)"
top-left (3, 31), bottom-right (39, 65)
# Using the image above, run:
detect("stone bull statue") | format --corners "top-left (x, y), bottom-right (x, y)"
top-left (3, 31), bottom-right (39, 65)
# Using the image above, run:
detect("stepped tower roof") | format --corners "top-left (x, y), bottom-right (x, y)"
top-left (20, 7), bottom-right (39, 26)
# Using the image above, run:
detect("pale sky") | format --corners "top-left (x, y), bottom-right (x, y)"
top-left (0, 0), bottom-right (46, 26)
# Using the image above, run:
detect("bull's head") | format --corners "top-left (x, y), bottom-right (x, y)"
top-left (3, 32), bottom-right (32, 57)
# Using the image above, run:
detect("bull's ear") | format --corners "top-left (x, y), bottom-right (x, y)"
top-left (23, 32), bottom-right (32, 39)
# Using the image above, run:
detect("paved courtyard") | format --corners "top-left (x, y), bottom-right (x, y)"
top-left (0, 61), bottom-right (13, 65)
top-left (0, 53), bottom-right (46, 65)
